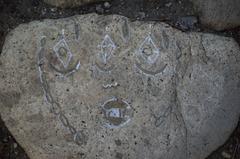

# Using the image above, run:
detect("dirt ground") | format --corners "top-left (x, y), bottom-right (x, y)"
top-left (0, 0), bottom-right (239, 159)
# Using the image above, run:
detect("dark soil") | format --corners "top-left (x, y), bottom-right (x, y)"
top-left (0, 0), bottom-right (239, 159)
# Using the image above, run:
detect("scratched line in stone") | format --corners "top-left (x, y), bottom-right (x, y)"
top-left (95, 62), bottom-right (114, 72)
top-left (102, 82), bottom-right (119, 89)
top-left (74, 22), bottom-right (80, 41)
top-left (50, 60), bottom-right (81, 77)
top-left (175, 41), bottom-right (182, 60)
top-left (135, 62), bottom-right (167, 76)
top-left (37, 36), bottom-right (87, 146)
top-left (51, 29), bottom-right (81, 77)
top-left (151, 106), bottom-right (172, 127)
top-left (121, 18), bottom-right (130, 42)
top-left (161, 30), bottom-right (169, 49)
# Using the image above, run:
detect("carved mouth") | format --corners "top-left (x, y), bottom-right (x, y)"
top-left (101, 97), bottom-right (133, 128)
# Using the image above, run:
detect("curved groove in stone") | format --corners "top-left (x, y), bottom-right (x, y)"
top-left (135, 62), bottom-right (167, 76)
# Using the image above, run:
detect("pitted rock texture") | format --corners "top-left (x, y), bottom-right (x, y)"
top-left (43, 0), bottom-right (108, 8)
top-left (0, 14), bottom-right (240, 159)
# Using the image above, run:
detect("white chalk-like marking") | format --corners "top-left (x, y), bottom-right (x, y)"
top-left (64, 60), bottom-right (81, 77)
top-left (102, 82), bottom-right (119, 89)
top-left (98, 34), bottom-right (116, 64)
top-left (137, 35), bottom-right (160, 64)
top-left (101, 97), bottom-right (133, 129)
top-left (53, 38), bottom-right (73, 68)
top-left (75, 61), bottom-right (81, 70)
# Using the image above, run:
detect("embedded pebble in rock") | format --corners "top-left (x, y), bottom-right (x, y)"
top-left (0, 14), bottom-right (240, 159)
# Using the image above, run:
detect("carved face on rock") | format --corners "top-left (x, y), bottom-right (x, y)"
top-left (2, 14), bottom-right (239, 159)
top-left (36, 16), bottom-right (183, 159)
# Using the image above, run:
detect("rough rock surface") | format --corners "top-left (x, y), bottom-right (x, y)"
top-left (0, 14), bottom-right (240, 159)
top-left (43, 0), bottom-right (108, 8)
top-left (191, 0), bottom-right (240, 30)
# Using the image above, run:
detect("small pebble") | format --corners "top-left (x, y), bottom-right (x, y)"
top-left (50, 8), bottom-right (57, 12)
top-left (13, 143), bottom-right (17, 149)
top-left (165, 2), bottom-right (172, 7)
top-left (2, 138), bottom-right (8, 143)
top-left (221, 151), bottom-right (231, 159)
top-left (138, 12), bottom-right (146, 19)
top-left (104, 2), bottom-right (111, 9)
top-left (96, 4), bottom-right (104, 13)
top-left (41, 8), bottom-right (47, 15)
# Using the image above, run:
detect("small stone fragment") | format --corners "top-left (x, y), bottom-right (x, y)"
top-left (96, 4), bottom-right (104, 13)
top-left (13, 143), bottom-right (17, 149)
top-left (104, 2), bottom-right (111, 9)
top-left (221, 151), bottom-right (231, 159)
top-left (165, 2), bottom-right (172, 7)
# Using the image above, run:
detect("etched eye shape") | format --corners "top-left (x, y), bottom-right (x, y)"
top-left (135, 35), bottom-right (168, 76)
top-left (101, 97), bottom-right (133, 128)
top-left (94, 34), bottom-right (116, 73)
top-left (138, 35), bottom-right (159, 64)
top-left (51, 30), bottom-right (81, 77)
top-left (98, 34), bottom-right (116, 64)
top-left (53, 38), bottom-right (73, 68)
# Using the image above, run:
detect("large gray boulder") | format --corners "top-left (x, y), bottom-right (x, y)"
top-left (43, 0), bottom-right (108, 8)
top-left (0, 14), bottom-right (240, 159)
top-left (191, 0), bottom-right (240, 30)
